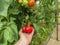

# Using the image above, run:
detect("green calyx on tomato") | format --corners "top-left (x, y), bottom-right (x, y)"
top-left (26, 22), bottom-right (32, 26)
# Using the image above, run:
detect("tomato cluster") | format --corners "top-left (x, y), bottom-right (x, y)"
top-left (16, 0), bottom-right (35, 7)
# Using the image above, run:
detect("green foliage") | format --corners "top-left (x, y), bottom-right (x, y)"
top-left (0, 0), bottom-right (55, 45)
top-left (0, 0), bottom-right (13, 17)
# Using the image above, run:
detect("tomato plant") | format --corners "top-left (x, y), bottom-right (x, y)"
top-left (0, 0), bottom-right (55, 45)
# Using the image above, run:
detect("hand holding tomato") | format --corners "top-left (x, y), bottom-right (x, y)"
top-left (18, 29), bottom-right (34, 45)
top-left (15, 29), bottom-right (34, 45)
top-left (22, 22), bottom-right (34, 33)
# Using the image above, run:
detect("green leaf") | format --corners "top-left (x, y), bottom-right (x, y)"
top-left (0, 30), bottom-right (7, 45)
top-left (8, 8), bottom-right (20, 15)
top-left (10, 22), bottom-right (18, 41)
top-left (4, 27), bottom-right (14, 43)
top-left (0, 22), bottom-right (7, 30)
top-left (4, 22), bottom-right (18, 43)
top-left (0, 31), bottom-right (4, 43)
top-left (33, 23), bottom-right (40, 31)
top-left (0, 0), bottom-right (13, 17)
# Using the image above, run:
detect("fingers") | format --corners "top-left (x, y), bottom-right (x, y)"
top-left (20, 29), bottom-right (22, 33)
top-left (19, 28), bottom-right (23, 36)
top-left (29, 29), bottom-right (34, 36)
top-left (32, 29), bottom-right (34, 34)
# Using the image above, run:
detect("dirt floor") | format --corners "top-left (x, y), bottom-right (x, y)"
top-left (47, 25), bottom-right (60, 45)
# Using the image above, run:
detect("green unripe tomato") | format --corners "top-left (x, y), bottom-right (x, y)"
top-left (16, 0), bottom-right (22, 3)
top-left (22, 0), bottom-right (28, 6)
top-left (19, 0), bottom-right (23, 3)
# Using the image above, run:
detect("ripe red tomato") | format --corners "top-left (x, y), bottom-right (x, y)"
top-left (22, 26), bottom-right (34, 33)
top-left (22, 26), bottom-right (26, 32)
top-left (28, 0), bottom-right (35, 7)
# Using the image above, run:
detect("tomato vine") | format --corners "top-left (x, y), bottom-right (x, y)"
top-left (0, 0), bottom-right (55, 45)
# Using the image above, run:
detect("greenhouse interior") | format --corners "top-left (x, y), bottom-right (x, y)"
top-left (0, 0), bottom-right (60, 45)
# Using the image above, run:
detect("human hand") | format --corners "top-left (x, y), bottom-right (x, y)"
top-left (19, 29), bottom-right (34, 45)
top-left (15, 29), bottom-right (34, 45)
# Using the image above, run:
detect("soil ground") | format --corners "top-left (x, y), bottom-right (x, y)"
top-left (47, 25), bottom-right (60, 45)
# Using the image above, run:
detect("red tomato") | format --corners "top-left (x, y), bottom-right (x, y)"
top-left (22, 26), bottom-right (26, 32)
top-left (22, 26), bottom-right (34, 33)
top-left (28, 0), bottom-right (35, 7)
